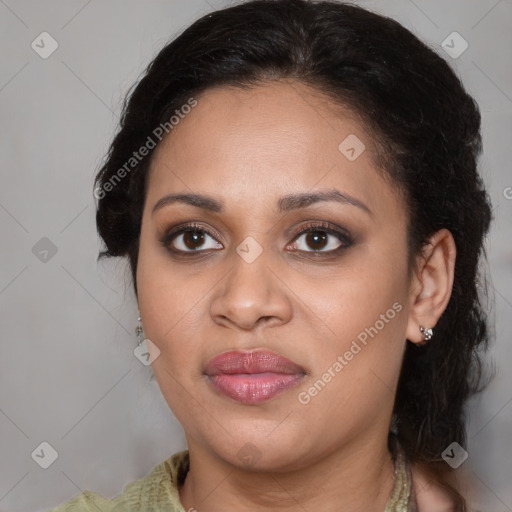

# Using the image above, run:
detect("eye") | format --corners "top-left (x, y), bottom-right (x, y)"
top-left (159, 220), bottom-right (353, 257)
top-left (160, 223), bottom-right (223, 253)
top-left (287, 221), bottom-right (353, 254)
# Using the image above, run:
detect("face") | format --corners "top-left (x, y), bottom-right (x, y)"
top-left (136, 80), bottom-right (414, 471)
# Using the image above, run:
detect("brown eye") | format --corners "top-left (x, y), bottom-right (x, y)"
top-left (288, 222), bottom-right (353, 254)
top-left (303, 231), bottom-right (329, 251)
top-left (182, 230), bottom-right (206, 250)
top-left (160, 224), bottom-right (223, 253)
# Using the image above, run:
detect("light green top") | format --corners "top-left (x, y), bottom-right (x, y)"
top-left (45, 450), bottom-right (190, 512)
top-left (46, 442), bottom-right (416, 511)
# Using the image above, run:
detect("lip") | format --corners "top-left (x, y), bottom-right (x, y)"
top-left (204, 350), bottom-right (306, 404)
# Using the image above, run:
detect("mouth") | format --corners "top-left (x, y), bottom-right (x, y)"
top-left (204, 350), bottom-right (306, 404)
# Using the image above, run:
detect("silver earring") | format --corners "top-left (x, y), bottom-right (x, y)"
top-left (135, 315), bottom-right (144, 347)
top-left (419, 326), bottom-right (433, 345)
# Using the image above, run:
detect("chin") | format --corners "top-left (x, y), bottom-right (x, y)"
top-left (206, 429), bottom-right (317, 473)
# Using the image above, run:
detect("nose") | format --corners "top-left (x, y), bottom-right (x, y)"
top-left (209, 248), bottom-right (293, 331)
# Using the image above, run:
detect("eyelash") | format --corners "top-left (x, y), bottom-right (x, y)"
top-left (159, 221), bottom-right (354, 257)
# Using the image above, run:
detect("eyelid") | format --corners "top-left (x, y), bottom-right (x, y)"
top-left (288, 220), bottom-right (351, 241)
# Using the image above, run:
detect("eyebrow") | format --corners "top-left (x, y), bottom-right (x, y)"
top-left (152, 188), bottom-right (371, 215)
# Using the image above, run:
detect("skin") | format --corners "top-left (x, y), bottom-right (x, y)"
top-left (136, 80), bottom-right (457, 511)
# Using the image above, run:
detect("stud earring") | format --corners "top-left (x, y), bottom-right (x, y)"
top-left (418, 325), bottom-right (433, 345)
top-left (135, 315), bottom-right (144, 347)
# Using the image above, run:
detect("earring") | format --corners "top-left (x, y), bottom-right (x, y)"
top-left (135, 315), bottom-right (144, 347)
top-left (418, 325), bottom-right (433, 345)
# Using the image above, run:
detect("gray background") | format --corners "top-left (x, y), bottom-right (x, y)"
top-left (0, 0), bottom-right (510, 510)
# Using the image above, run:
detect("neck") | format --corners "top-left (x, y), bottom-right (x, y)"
top-left (178, 431), bottom-right (395, 512)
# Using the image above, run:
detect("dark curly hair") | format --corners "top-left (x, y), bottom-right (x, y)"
top-left (94, 0), bottom-right (493, 506)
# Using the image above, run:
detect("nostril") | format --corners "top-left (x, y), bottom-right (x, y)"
top-left (259, 316), bottom-right (276, 326)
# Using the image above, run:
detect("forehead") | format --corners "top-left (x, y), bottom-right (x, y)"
top-left (150, 80), bottom-right (363, 172)
top-left (146, 80), bottom-right (403, 221)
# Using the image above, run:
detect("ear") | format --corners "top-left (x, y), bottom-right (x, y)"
top-left (406, 229), bottom-right (456, 345)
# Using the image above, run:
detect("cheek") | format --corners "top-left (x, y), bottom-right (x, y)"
top-left (136, 224), bottom-right (200, 342)
top-left (136, 230), bottom-right (215, 396)
top-left (136, 263), bottom-right (208, 431)
top-left (306, 248), bottom-right (409, 342)
top-left (302, 248), bottom-right (410, 403)
top-left (297, 281), bottom-right (408, 439)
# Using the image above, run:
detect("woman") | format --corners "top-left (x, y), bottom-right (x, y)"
top-left (48, 0), bottom-right (492, 510)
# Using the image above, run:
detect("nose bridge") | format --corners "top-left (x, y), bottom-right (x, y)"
top-left (227, 236), bottom-right (275, 304)
top-left (210, 236), bottom-right (292, 329)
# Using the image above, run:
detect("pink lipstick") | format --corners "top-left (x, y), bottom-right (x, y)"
top-left (204, 350), bottom-right (306, 404)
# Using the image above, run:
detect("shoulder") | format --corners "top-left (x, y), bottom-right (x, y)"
top-left (411, 463), bottom-right (460, 512)
top-left (44, 490), bottom-right (110, 512)
top-left (44, 450), bottom-right (189, 512)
